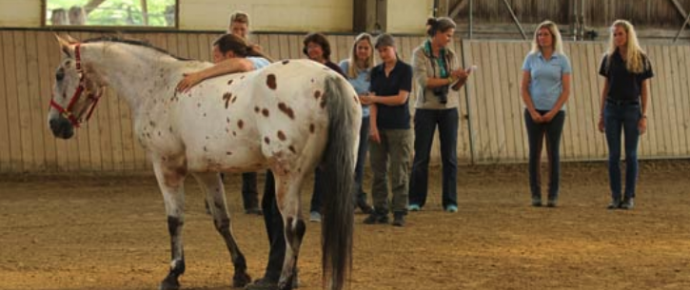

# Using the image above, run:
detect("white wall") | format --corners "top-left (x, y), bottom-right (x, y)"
top-left (387, 0), bottom-right (434, 34)
top-left (179, 0), bottom-right (353, 32)
top-left (0, 0), bottom-right (41, 27)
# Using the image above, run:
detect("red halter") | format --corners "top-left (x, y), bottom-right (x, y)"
top-left (49, 43), bottom-right (103, 128)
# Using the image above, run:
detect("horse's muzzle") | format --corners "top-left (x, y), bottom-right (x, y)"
top-left (49, 117), bottom-right (74, 139)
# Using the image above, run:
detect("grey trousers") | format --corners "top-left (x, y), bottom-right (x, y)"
top-left (369, 129), bottom-right (413, 214)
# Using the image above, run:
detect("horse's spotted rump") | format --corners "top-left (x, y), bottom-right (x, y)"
top-left (278, 102), bottom-right (295, 119)
top-left (237, 119), bottom-right (244, 129)
top-left (309, 123), bottom-right (315, 133)
top-left (262, 108), bottom-right (270, 117)
top-left (266, 74), bottom-right (277, 90)
top-left (264, 137), bottom-right (270, 144)
top-left (314, 90), bottom-right (321, 99)
top-left (223, 93), bottom-right (232, 109)
top-left (277, 130), bottom-right (286, 141)
top-left (282, 60), bottom-right (290, 65)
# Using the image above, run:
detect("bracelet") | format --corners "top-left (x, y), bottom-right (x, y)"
top-left (447, 76), bottom-right (455, 84)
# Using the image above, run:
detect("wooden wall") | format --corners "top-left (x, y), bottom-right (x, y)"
top-left (0, 29), bottom-right (688, 173)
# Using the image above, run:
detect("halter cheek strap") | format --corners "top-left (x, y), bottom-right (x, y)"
top-left (49, 43), bottom-right (103, 128)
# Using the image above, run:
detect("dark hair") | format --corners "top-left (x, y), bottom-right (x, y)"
top-left (426, 17), bottom-right (457, 37)
top-left (302, 33), bottom-right (331, 60)
top-left (374, 33), bottom-right (395, 49)
top-left (213, 33), bottom-right (271, 60)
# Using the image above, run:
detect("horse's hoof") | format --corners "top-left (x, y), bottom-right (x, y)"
top-left (232, 272), bottom-right (252, 288)
top-left (159, 275), bottom-right (181, 290)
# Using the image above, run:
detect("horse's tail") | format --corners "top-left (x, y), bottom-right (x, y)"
top-left (321, 75), bottom-right (357, 290)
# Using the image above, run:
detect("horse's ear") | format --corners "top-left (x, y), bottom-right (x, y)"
top-left (65, 34), bottom-right (80, 44)
top-left (54, 34), bottom-right (72, 58)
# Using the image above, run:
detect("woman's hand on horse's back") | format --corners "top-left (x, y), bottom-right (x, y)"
top-left (176, 72), bottom-right (203, 93)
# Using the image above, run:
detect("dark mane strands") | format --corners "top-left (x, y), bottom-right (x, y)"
top-left (83, 36), bottom-right (191, 61)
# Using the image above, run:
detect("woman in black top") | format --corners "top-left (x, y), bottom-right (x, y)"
top-left (598, 20), bottom-right (653, 210)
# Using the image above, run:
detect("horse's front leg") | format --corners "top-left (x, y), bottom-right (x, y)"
top-left (273, 172), bottom-right (307, 290)
top-left (152, 157), bottom-right (188, 290)
top-left (192, 172), bottom-right (251, 287)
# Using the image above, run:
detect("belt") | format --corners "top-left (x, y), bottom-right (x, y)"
top-left (606, 98), bottom-right (639, 106)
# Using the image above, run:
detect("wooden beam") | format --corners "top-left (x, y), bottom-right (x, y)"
top-left (502, 0), bottom-right (527, 40)
top-left (84, 0), bottom-right (107, 14)
top-left (140, 0), bottom-right (149, 26)
top-left (670, 0), bottom-right (688, 19)
top-left (449, 0), bottom-right (469, 19)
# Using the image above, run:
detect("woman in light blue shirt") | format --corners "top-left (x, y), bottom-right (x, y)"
top-left (520, 20), bottom-right (571, 208)
top-left (339, 33), bottom-right (375, 214)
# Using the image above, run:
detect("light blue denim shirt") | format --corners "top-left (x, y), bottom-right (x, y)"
top-left (522, 52), bottom-right (572, 111)
top-left (248, 57), bottom-right (270, 70)
top-left (339, 60), bottom-right (370, 117)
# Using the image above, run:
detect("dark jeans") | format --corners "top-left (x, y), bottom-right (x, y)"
top-left (261, 170), bottom-right (285, 282)
top-left (409, 109), bottom-right (459, 208)
top-left (524, 109), bottom-right (566, 201)
top-left (310, 169), bottom-right (324, 213)
top-left (604, 102), bottom-right (641, 200)
top-left (353, 116), bottom-right (370, 204)
top-left (242, 172), bottom-right (259, 210)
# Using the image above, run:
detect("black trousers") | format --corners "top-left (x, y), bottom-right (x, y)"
top-left (261, 170), bottom-right (285, 283)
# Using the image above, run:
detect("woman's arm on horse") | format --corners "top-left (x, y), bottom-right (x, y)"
top-left (364, 90), bottom-right (410, 106)
top-left (176, 58), bottom-right (255, 92)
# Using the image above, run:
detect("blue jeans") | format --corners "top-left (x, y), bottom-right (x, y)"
top-left (524, 109), bottom-right (565, 201)
top-left (604, 102), bottom-right (641, 200)
top-left (409, 109), bottom-right (459, 208)
top-left (353, 116), bottom-right (370, 204)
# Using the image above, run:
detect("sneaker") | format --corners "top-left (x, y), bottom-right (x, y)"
top-left (607, 199), bottom-right (621, 210)
top-left (408, 204), bottom-right (421, 211)
top-left (546, 199), bottom-right (557, 208)
top-left (620, 198), bottom-right (634, 210)
top-left (363, 213), bottom-right (389, 224)
top-left (531, 197), bottom-right (542, 207)
top-left (309, 211), bottom-right (321, 222)
top-left (445, 205), bottom-right (458, 213)
top-left (356, 199), bottom-right (374, 214)
top-left (392, 212), bottom-right (405, 227)
top-left (245, 207), bottom-right (263, 215)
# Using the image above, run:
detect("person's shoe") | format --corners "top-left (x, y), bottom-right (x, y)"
top-left (607, 198), bottom-right (622, 210)
top-left (620, 198), bottom-right (634, 210)
top-left (363, 213), bottom-right (388, 224)
top-left (408, 204), bottom-right (421, 211)
top-left (445, 205), bottom-right (458, 213)
top-left (356, 199), bottom-right (374, 214)
top-left (245, 278), bottom-right (280, 290)
top-left (546, 198), bottom-right (558, 208)
top-left (392, 212), bottom-right (405, 227)
top-left (309, 211), bottom-right (321, 222)
top-left (245, 207), bottom-right (263, 215)
top-left (531, 197), bottom-right (542, 207)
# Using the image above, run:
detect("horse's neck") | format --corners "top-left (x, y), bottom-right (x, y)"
top-left (82, 43), bottom-right (198, 115)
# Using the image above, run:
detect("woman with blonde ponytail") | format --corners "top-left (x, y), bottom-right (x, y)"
top-left (598, 20), bottom-right (654, 210)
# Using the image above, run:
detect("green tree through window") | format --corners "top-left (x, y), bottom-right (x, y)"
top-left (46, 0), bottom-right (176, 27)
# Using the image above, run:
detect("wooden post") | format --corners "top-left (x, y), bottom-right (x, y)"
top-left (140, 0), bottom-right (149, 26)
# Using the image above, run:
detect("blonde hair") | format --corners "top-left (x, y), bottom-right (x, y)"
top-left (606, 20), bottom-right (647, 74)
top-left (346, 33), bottom-right (375, 79)
top-left (530, 20), bottom-right (564, 55)
top-left (228, 11), bottom-right (249, 26)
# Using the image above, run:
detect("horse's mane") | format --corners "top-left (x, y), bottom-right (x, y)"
top-left (83, 36), bottom-right (191, 61)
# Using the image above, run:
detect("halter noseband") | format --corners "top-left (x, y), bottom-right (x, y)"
top-left (49, 43), bottom-right (103, 128)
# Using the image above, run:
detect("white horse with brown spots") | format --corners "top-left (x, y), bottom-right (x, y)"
top-left (47, 35), bottom-right (360, 290)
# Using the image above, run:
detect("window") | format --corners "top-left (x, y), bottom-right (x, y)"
top-left (45, 0), bottom-right (177, 27)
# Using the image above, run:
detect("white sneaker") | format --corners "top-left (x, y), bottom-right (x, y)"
top-left (309, 211), bottom-right (321, 222)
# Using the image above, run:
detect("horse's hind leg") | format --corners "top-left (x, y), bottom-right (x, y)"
top-left (192, 172), bottom-right (252, 287)
top-left (152, 158), bottom-right (188, 290)
top-left (273, 172), bottom-right (307, 290)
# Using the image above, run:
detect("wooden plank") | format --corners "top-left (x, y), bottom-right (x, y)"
top-left (676, 45), bottom-right (690, 155)
top-left (506, 42), bottom-right (526, 162)
top-left (187, 33), bottom-right (200, 61)
top-left (477, 41), bottom-right (495, 162)
top-left (73, 32), bottom-right (93, 171)
top-left (492, 42), bottom-right (509, 161)
top-left (650, 45), bottom-right (669, 156)
top-left (269, 34), bottom-right (282, 62)
top-left (0, 31), bottom-right (9, 172)
top-left (660, 45), bottom-right (676, 156)
top-left (177, 33), bottom-right (190, 59)
top-left (655, 45), bottom-right (673, 156)
top-left (278, 34), bottom-right (290, 61)
top-left (287, 34), bottom-right (301, 60)
top-left (166, 33), bottom-right (179, 56)
top-left (13, 31), bottom-right (34, 171)
top-left (84, 32), bottom-right (104, 171)
top-left (642, 44), bottom-right (661, 158)
top-left (580, 43), bottom-right (598, 159)
top-left (518, 41), bottom-right (532, 161)
top-left (566, 42), bottom-right (585, 160)
top-left (257, 34), bottom-right (272, 60)
top-left (586, 43), bottom-right (604, 159)
top-left (197, 33), bottom-right (211, 62)
top-left (25, 31), bottom-right (47, 171)
top-left (463, 40), bottom-right (480, 163)
top-left (36, 32), bottom-right (58, 171)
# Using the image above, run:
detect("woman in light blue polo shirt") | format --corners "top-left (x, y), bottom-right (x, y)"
top-left (520, 20), bottom-right (572, 207)
top-left (339, 33), bottom-right (376, 214)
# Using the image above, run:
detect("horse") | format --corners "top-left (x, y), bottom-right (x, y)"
top-left (47, 35), bottom-right (361, 290)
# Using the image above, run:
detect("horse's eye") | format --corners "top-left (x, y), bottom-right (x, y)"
top-left (56, 69), bottom-right (65, 81)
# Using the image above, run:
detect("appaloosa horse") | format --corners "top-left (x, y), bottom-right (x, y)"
top-left (47, 35), bottom-right (360, 290)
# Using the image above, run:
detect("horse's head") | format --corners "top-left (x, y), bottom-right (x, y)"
top-left (48, 35), bottom-right (105, 139)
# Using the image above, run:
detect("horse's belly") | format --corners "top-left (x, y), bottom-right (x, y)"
top-left (185, 143), bottom-right (268, 173)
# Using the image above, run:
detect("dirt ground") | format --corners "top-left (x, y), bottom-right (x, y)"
top-left (1, 161), bottom-right (690, 290)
